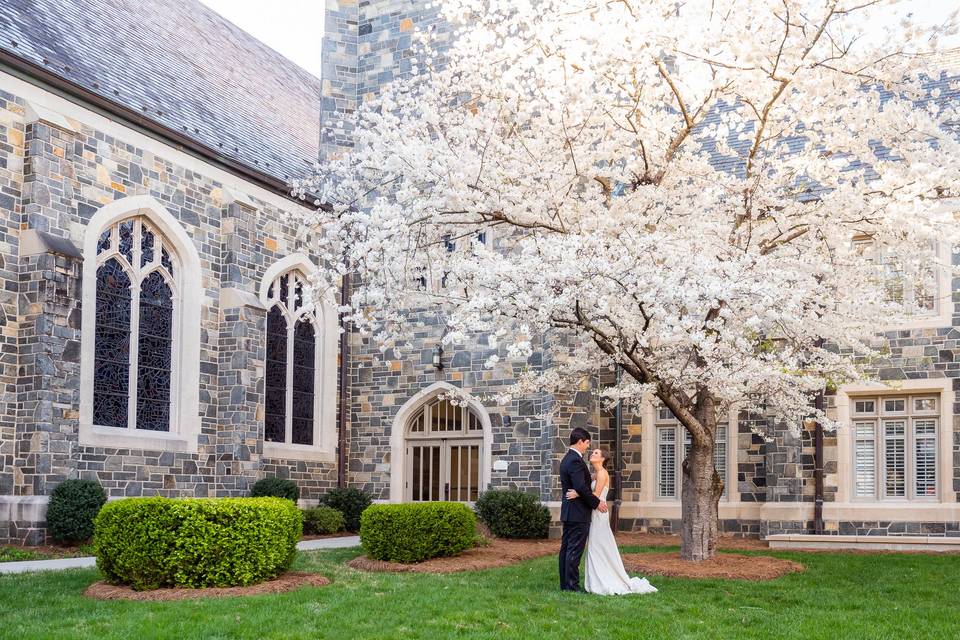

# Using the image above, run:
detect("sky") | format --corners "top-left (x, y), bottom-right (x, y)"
top-left (198, 0), bottom-right (959, 81)
top-left (198, 0), bottom-right (326, 78)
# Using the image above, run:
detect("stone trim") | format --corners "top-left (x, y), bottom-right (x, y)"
top-left (389, 382), bottom-right (494, 503)
top-left (18, 229), bottom-right (82, 258)
top-left (258, 254), bottom-right (339, 457)
top-left (78, 195), bottom-right (203, 453)
top-left (24, 99), bottom-right (80, 133)
top-left (835, 379), bottom-right (956, 504)
top-left (2, 70), bottom-right (314, 214)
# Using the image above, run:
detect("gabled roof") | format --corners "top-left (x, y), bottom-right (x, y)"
top-left (0, 0), bottom-right (322, 191)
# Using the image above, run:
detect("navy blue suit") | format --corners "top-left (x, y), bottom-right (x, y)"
top-left (558, 448), bottom-right (601, 591)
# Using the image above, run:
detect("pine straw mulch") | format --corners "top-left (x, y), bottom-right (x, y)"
top-left (346, 533), bottom-right (775, 575)
top-left (84, 573), bottom-right (331, 601)
top-left (623, 552), bottom-right (804, 581)
top-left (347, 538), bottom-right (561, 574)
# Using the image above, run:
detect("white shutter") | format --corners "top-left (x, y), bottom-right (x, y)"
top-left (714, 426), bottom-right (727, 498)
top-left (883, 420), bottom-right (906, 498)
top-left (854, 421), bottom-right (876, 498)
top-left (913, 419), bottom-right (937, 498)
top-left (657, 427), bottom-right (676, 499)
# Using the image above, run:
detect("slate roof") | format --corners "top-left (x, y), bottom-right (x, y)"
top-left (0, 0), bottom-right (322, 188)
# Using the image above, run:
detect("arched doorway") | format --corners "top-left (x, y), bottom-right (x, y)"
top-left (390, 382), bottom-right (492, 503)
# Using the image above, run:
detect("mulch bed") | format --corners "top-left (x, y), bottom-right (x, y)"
top-left (623, 552), bottom-right (804, 581)
top-left (348, 538), bottom-right (560, 574)
top-left (84, 572), bottom-right (331, 601)
top-left (346, 533), bottom-right (772, 575)
top-left (614, 533), bottom-right (768, 551)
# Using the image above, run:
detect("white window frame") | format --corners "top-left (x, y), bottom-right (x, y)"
top-left (79, 196), bottom-right (202, 453)
top-left (653, 406), bottom-right (733, 502)
top-left (837, 380), bottom-right (955, 506)
top-left (259, 255), bottom-right (338, 462)
top-left (853, 236), bottom-right (952, 330)
top-left (404, 397), bottom-right (485, 502)
top-left (848, 393), bottom-right (940, 502)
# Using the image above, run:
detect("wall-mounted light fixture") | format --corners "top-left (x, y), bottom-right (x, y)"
top-left (432, 344), bottom-right (444, 370)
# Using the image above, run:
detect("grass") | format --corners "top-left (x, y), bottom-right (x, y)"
top-left (0, 544), bottom-right (958, 639)
top-left (0, 544), bottom-right (94, 563)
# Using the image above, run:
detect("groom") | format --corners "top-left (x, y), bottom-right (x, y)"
top-left (559, 426), bottom-right (607, 592)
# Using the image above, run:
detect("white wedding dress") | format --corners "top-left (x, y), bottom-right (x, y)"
top-left (584, 483), bottom-right (658, 596)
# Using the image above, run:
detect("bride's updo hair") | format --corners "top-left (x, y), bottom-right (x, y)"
top-left (595, 448), bottom-right (609, 470)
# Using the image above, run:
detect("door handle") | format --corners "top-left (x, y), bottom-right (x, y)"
top-left (445, 482), bottom-right (450, 501)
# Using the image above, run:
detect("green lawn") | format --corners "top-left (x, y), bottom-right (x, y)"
top-left (1, 545), bottom-right (958, 640)
top-left (0, 544), bottom-right (94, 563)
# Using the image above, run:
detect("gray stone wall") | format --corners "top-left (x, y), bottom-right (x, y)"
top-left (0, 84), bottom-right (336, 543)
top-left (324, 0), bottom-right (960, 539)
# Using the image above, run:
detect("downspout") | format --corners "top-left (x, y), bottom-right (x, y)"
top-left (813, 390), bottom-right (825, 535)
top-left (337, 274), bottom-right (351, 488)
top-left (612, 367), bottom-right (623, 533)
top-left (811, 334), bottom-right (825, 535)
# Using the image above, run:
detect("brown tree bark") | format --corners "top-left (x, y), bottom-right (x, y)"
top-left (679, 430), bottom-right (723, 561)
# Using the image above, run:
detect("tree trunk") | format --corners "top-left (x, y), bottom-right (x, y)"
top-left (680, 434), bottom-right (723, 561)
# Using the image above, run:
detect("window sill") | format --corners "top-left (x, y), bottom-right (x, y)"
top-left (79, 424), bottom-right (197, 453)
top-left (262, 442), bottom-right (336, 463)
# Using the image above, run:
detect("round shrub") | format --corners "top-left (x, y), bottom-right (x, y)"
top-left (303, 506), bottom-right (345, 535)
top-left (319, 487), bottom-right (372, 532)
top-left (93, 497), bottom-right (302, 590)
top-left (360, 502), bottom-right (476, 563)
top-left (475, 489), bottom-right (551, 539)
top-left (250, 477), bottom-right (299, 502)
top-left (46, 479), bottom-right (107, 544)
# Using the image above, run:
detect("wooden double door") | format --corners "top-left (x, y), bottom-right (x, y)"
top-left (406, 439), bottom-right (481, 502)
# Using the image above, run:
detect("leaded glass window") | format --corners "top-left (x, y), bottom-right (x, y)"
top-left (263, 270), bottom-right (320, 447)
top-left (93, 217), bottom-right (177, 432)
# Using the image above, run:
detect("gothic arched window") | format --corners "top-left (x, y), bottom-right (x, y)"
top-left (92, 217), bottom-right (177, 432)
top-left (264, 269), bottom-right (319, 446)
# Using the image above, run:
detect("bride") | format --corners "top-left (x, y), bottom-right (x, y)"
top-left (566, 448), bottom-right (658, 596)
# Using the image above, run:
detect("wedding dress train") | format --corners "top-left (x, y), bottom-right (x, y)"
top-left (584, 484), bottom-right (658, 596)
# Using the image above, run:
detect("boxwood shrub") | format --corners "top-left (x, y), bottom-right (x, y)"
top-left (360, 502), bottom-right (476, 563)
top-left (93, 497), bottom-right (302, 590)
top-left (250, 477), bottom-right (300, 502)
top-left (46, 479), bottom-right (107, 544)
top-left (303, 506), bottom-right (345, 535)
top-left (475, 489), bottom-right (551, 539)
top-left (318, 487), bottom-right (372, 532)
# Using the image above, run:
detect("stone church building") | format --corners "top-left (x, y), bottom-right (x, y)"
top-left (0, 0), bottom-right (957, 547)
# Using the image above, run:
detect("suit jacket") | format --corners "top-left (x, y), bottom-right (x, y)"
top-left (559, 448), bottom-right (601, 522)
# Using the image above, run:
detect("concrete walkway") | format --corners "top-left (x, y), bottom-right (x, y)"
top-left (0, 535), bottom-right (361, 575)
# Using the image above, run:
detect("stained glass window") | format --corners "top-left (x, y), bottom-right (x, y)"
top-left (92, 217), bottom-right (178, 433)
top-left (264, 270), bottom-right (320, 447)
top-left (93, 258), bottom-right (131, 428)
top-left (265, 306), bottom-right (287, 443)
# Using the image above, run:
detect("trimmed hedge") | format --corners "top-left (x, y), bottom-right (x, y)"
top-left (318, 488), bottom-right (372, 533)
top-left (250, 477), bottom-right (300, 501)
top-left (360, 502), bottom-right (476, 563)
top-left (303, 506), bottom-right (345, 535)
top-left (475, 489), bottom-right (551, 539)
top-left (46, 479), bottom-right (107, 544)
top-left (93, 497), bottom-right (302, 590)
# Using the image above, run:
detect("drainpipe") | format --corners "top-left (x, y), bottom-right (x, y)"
top-left (813, 389), bottom-right (825, 535)
top-left (337, 274), bottom-right (351, 489)
top-left (611, 367), bottom-right (623, 533)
